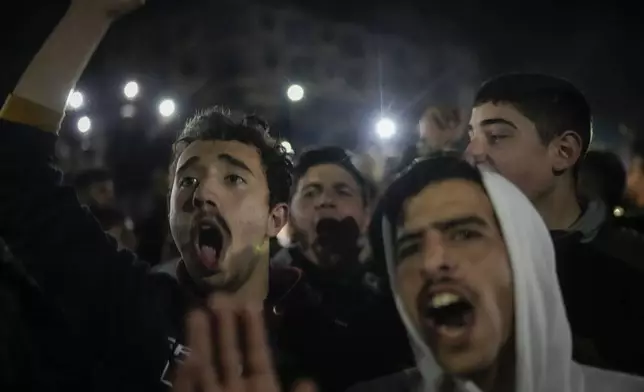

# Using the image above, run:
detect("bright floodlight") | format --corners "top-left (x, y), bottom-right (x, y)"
top-left (286, 84), bottom-right (304, 102)
top-left (281, 140), bottom-right (294, 154)
top-left (67, 90), bottom-right (84, 110)
top-left (77, 116), bottom-right (91, 133)
top-left (159, 99), bottom-right (176, 117)
top-left (376, 117), bottom-right (396, 139)
top-left (123, 81), bottom-right (139, 99)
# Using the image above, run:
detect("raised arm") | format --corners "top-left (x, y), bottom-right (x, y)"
top-left (0, 0), bottom-right (148, 358)
top-left (3, 0), bottom-right (144, 130)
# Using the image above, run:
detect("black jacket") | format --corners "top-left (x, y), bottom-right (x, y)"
top-left (270, 247), bottom-right (414, 392)
top-left (552, 200), bottom-right (644, 376)
top-left (0, 120), bottom-right (301, 391)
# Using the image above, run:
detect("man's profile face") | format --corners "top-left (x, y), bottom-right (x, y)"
top-left (169, 140), bottom-right (286, 291)
top-left (466, 102), bottom-right (555, 201)
top-left (289, 164), bottom-right (368, 263)
top-left (395, 179), bottom-right (514, 377)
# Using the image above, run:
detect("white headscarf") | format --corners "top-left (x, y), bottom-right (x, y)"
top-left (379, 167), bottom-right (644, 392)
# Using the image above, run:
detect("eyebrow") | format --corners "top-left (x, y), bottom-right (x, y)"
top-left (396, 215), bottom-right (488, 246)
top-left (468, 118), bottom-right (518, 131)
top-left (176, 154), bottom-right (255, 177)
top-left (218, 153), bottom-right (254, 177)
top-left (334, 182), bottom-right (356, 192)
top-left (176, 156), bottom-right (200, 175)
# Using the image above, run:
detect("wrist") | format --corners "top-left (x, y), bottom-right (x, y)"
top-left (65, 3), bottom-right (115, 31)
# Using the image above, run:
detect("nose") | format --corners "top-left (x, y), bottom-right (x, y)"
top-left (464, 134), bottom-right (487, 165)
top-left (314, 190), bottom-right (336, 210)
top-left (420, 230), bottom-right (456, 277)
top-left (192, 176), bottom-right (219, 212)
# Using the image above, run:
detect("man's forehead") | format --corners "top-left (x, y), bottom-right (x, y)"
top-left (470, 102), bottom-right (523, 126)
top-left (401, 179), bottom-right (493, 228)
top-left (300, 164), bottom-right (358, 187)
top-left (177, 140), bottom-right (262, 172)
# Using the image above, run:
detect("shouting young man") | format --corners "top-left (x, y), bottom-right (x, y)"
top-left (0, 1), bottom-right (303, 391)
top-left (349, 155), bottom-right (644, 392)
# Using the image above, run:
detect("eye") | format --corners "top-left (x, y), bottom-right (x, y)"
top-left (488, 134), bottom-right (507, 145)
top-left (179, 177), bottom-right (198, 188)
top-left (224, 174), bottom-right (247, 186)
top-left (451, 229), bottom-right (482, 241)
top-left (302, 188), bottom-right (319, 198)
top-left (397, 243), bottom-right (420, 262)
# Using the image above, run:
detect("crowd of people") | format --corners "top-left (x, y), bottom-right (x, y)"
top-left (3, 1), bottom-right (644, 392)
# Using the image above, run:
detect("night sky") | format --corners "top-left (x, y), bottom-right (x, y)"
top-left (2, 0), bottom-right (643, 138)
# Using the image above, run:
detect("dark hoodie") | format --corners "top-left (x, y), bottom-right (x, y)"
top-left (551, 199), bottom-right (644, 375)
top-left (271, 247), bottom-right (414, 392)
top-left (0, 119), bottom-right (302, 391)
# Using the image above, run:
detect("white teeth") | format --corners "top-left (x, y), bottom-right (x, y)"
top-left (430, 292), bottom-right (461, 309)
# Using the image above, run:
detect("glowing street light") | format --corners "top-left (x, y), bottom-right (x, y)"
top-left (123, 81), bottom-right (139, 100)
top-left (67, 90), bottom-right (84, 110)
top-left (159, 99), bottom-right (176, 117)
top-left (286, 84), bottom-right (304, 102)
top-left (376, 117), bottom-right (396, 140)
top-left (77, 116), bottom-right (91, 133)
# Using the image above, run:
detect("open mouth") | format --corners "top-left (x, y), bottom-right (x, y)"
top-left (424, 291), bottom-right (475, 337)
top-left (195, 222), bottom-right (225, 271)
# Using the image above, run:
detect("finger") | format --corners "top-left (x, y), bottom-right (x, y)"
top-left (186, 310), bottom-right (219, 390)
top-left (291, 379), bottom-right (318, 392)
top-left (242, 303), bottom-right (274, 375)
top-left (209, 295), bottom-right (243, 385)
top-left (172, 357), bottom-right (195, 392)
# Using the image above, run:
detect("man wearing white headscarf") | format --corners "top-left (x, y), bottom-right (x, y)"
top-left (348, 155), bottom-right (644, 392)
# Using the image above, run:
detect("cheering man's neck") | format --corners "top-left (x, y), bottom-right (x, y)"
top-left (534, 178), bottom-right (581, 231)
top-left (231, 258), bottom-right (269, 303)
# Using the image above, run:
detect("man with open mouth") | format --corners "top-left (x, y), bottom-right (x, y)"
top-left (0, 3), bottom-right (301, 390)
top-left (348, 155), bottom-right (644, 392)
top-left (271, 147), bottom-right (413, 391)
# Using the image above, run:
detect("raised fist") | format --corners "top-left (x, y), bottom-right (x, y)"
top-left (71, 0), bottom-right (145, 19)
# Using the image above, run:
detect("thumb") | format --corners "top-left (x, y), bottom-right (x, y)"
top-left (291, 379), bottom-right (318, 392)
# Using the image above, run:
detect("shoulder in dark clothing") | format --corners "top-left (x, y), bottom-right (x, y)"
top-left (0, 120), bottom-right (194, 391)
top-left (345, 368), bottom-right (421, 392)
top-left (553, 221), bottom-right (644, 376)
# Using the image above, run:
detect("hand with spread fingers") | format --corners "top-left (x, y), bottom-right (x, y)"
top-left (174, 295), bottom-right (317, 392)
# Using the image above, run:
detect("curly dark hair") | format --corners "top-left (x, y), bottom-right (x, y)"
top-left (169, 107), bottom-right (292, 208)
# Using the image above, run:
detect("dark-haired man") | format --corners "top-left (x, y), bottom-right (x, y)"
top-left (271, 147), bottom-right (413, 391)
top-left (349, 155), bottom-right (644, 392)
top-left (465, 73), bottom-right (644, 375)
top-left (0, 2), bottom-right (301, 391)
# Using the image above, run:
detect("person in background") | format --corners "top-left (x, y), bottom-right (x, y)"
top-left (349, 155), bottom-right (644, 392)
top-left (577, 149), bottom-right (626, 215)
top-left (617, 137), bottom-right (644, 232)
top-left (90, 205), bottom-right (138, 251)
top-left (136, 167), bottom-right (173, 267)
top-left (0, 1), bottom-right (304, 390)
top-left (466, 73), bottom-right (644, 375)
top-left (271, 147), bottom-right (413, 391)
top-left (626, 137), bottom-right (644, 208)
top-left (73, 168), bottom-right (115, 208)
top-left (395, 106), bottom-right (469, 178)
